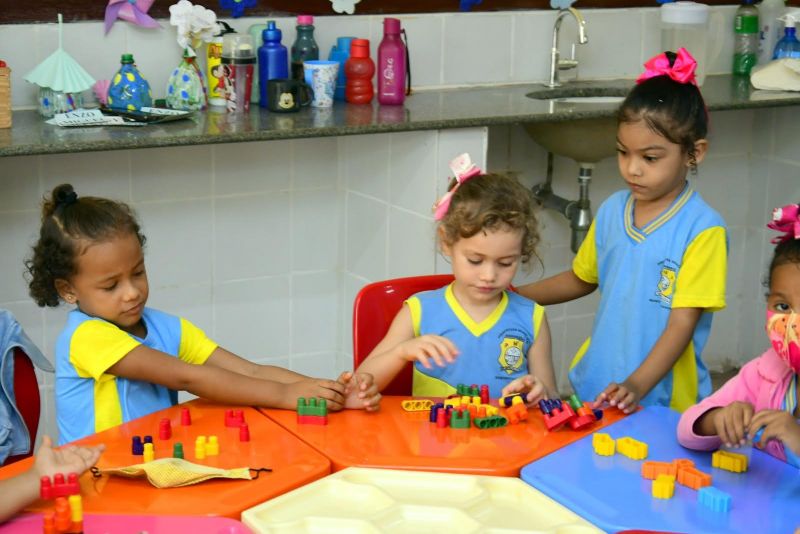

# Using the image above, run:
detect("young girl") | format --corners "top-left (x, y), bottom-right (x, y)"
top-left (356, 154), bottom-right (557, 401)
top-left (678, 204), bottom-right (800, 465)
top-left (518, 48), bottom-right (727, 414)
top-left (26, 184), bottom-right (380, 444)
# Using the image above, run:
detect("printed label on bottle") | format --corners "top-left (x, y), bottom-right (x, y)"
top-left (735, 15), bottom-right (759, 34)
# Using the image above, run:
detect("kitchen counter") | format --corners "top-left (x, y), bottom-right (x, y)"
top-left (2, 75), bottom-right (798, 157)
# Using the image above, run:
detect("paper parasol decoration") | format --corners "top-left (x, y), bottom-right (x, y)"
top-left (331, 0), bottom-right (361, 14)
top-left (25, 14), bottom-right (96, 93)
top-left (105, 0), bottom-right (161, 34)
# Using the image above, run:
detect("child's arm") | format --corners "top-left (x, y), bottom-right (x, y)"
top-left (355, 304), bottom-right (459, 392)
top-left (502, 314), bottom-right (557, 403)
top-left (0, 436), bottom-right (104, 523)
top-left (594, 306), bottom-right (702, 413)
top-left (337, 371), bottom-right (382, 411)
top-left (748, 410), bottom-right (800, 455)
top-left (516, 270), bottom-right (597, 306)
top-left (108, 345), bottom-right (347, 410)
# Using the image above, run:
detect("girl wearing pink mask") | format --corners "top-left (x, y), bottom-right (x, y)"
top-left (677, 204), bottom-right (800, 465)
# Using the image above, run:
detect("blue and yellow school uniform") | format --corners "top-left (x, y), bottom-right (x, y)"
top-left (569, 185), bottom-right (727, 412)
top-left (55, 308), bottom-right (217, 444)
top-left (409, 284), bottom-right (545, 398)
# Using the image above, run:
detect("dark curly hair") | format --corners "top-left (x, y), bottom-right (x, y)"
top-left (768, 234), bottom-right (800, 289)
top-left (618, 51), bottom-right (709, 170)
top-left (25, 184), bottom-right (146, 307)
top-left (438, 173), bottom-right (540, 266)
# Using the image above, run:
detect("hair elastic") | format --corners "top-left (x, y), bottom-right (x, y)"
top-left (768, 203), bottom-right (800, 244)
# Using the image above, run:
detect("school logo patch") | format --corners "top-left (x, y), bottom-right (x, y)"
top-left (655, 266), bottom-right (677, 306)
top-left (498, 337), bottom-right (525, 374)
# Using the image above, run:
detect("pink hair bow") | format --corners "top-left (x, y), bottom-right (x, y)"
top-left (768, 204), bottom-right (800, 244)
top-left (105, 0), bottom-right (161, 35)
top-left (636, 47), bottom-right (697, 86)
top-left (432, 153), bottom-right (482, 221)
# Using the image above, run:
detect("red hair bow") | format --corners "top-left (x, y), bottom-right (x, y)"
top-left (636, 47), bottom-right (698, 86)
top-left (768, 204), bottom-right (800, 244)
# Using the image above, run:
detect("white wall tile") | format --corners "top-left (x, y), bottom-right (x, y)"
top-left (136, 199), bottom-right (213, 288)
top-left (214, 277), bottom-right (291, 360)
top-left (0, 211), bottom-right (40, 302)
top-left (213, 140), bottom-right (292, 195)
top-left (575, 9), bottom-right (642, 80)
top-left (132, 146), bottom-right (212, 202)
top-left (436, 128), bottom-right (487, 188)
top-left (293, 137), bottom-right (338, 189)
top-left (766, 159), bottom-right (800, 210)
top-left (772, 107), bottom-right (800, 164)
top-left (1, 23), bottom-right (40, 108)
top-left (387, 207), bottom-right (436, 278)
top-left (146, 283), bottom-right (213, 336)
top-left (442, 14), bottom-right (512, 86)
top-left (40, 151), bottom-right (131, 200)
top-left (292, 188), bottom-right (339, 271)
top-left (42, 306), bottom-right (70, 360)
top-left (0, 156), bottom-right (41, 212)
top-left (709, 110), bottom-right (753, 157)
top-left (291, 271), bottom-right (339, 354)
top-left (397, 15), bottom-right (444, 88)
top-left (343, 133), bottom-right (390, 200)
top-left (290, 352), bottom-right (339, 380)
top-left (214, 192), bottom-right (291, 281)
top-left (345, 192), bottom-right (387, 280)
top-left (510, 12), bottom-right (555, 84)
top-left (695, 154), bottom-right (751, 227)
top-left (389, 131), bottom-right (437, 215)
top-left (752, 108), bottom-right (774, 157)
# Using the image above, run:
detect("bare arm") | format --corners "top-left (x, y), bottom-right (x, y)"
top-left (529, 313), bottom-right (557, 398)
top-left (108, 345), bottom-right (346, 410)
top-left (516, 270), bottom-right (597, 306)
top-left (204, 347), bottom-right (314, 384)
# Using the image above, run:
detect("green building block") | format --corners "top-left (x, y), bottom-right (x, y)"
top-left (567, 394), bottom-right (583, 411)
top-left (473, 415), bottom-right (508, 429)
top-left (297, 397), bottom-right (328, 416)
top-left (450, 409), bottom-right (471, 429)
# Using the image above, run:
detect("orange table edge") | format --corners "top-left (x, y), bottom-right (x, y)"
top-left (261, 396), bottom-right (627, 476)
top-left (0, 399), bottom-right (331, 519)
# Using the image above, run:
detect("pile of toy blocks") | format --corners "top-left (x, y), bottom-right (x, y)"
top-left (538, 394), bottom-right (602, 431)
top-left (40, 473), bottom-right (83, 534)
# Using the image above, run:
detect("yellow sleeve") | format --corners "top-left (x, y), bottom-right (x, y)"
top-left (179, 318), bottom-right (218, 365)
top-left (533, 303), bottom-right (545, 338)
top-left (672, 226), bottom-right (727, 311)
top-left (70, 320), bottom-right (141, 380)
top-left (405, 297), bottom-right (422, 337)
top-left (572, 220), bottom-right (598, 284)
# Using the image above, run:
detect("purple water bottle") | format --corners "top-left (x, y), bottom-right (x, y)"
top-left (377, 17), bottom-right (407, 105)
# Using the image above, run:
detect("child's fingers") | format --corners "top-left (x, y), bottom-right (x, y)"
top-left (617, 390), bottom-right (637, 413)
top-left (592, 383), bottom-right (617, 408)
top-left (731, 411), bottom-right (748, 445)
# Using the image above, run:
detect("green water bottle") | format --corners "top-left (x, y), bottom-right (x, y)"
top-left (733, 0), bottom-right (759, 75)
top-left (290, 15), bottom-right (319, 81)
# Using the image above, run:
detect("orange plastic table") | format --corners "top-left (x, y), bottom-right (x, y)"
top-left (261, 396), bottom-right (627, 476)
top-left (0, 399), bottom-right (331, 519)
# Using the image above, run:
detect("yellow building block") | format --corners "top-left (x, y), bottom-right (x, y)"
top-left (617, 436), bottom-right (648, 460)
top-left (652, 474), bottom-right (676, 499)
top-left (711, 450), bottom-right (748, 473)
top-left (484, 405), bottom-right (499, 417)
top-left (205, 435), bottom-right (220, 456)
top-left (143, 443), bottom-right (155, 463)
top-left (401, 399), bottom-right (434, 412)
top-left (592, 433), bottom-right (616, 456)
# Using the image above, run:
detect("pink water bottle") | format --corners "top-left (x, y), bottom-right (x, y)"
top-left (377, 17), bottom-right (407, 105)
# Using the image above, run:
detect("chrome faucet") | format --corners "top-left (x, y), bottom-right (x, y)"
top-left (546, 7), bottom-right (588, 88)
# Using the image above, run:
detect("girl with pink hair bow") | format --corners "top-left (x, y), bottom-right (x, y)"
top-left (517, 48), bottom-right (728, 414)
top-left (679, 204), bottom-right (800, 467)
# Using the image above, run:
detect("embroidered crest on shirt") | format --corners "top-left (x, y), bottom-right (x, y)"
top-left (499, 337), bottom-right (525, 374)
top-left (653, 259), bottom-right (679, 308)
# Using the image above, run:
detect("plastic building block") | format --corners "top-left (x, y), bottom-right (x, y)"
top-left (43, 510), bottom-right (55, 534)
top-left (641, 460), bottom-right (677, 480)
top-left (436, 408), bottom-right (448, 428)
top-left (430, 402), bottom-right (444, 422)
top-left (505, 401), bottom-right (529, 424)
top-left (456, 384), bottom-right (480, 397)
top-left (206, 435), bottom-right (220, 456)
top-left (480, 384), bottom-right (490, 405)
top-left (143, 435), bottom-right (153, 445)
top-left (567, 394), bottom-right (583, 411)
top-left (753, 426), bottom-right (765, 446)
top-left (592, 433), bottom-right (616, 456)
top-left (672, 458), bottom-right (695, 471)
top-left (617, 437), bottom-right (648, 460)
top-left (539, 399), bottom-right (576, 431)
top-left (173, 442), bottom-right (184, 459)
top-left (143, 443), bottom-right (155, 463)
top-left (297, 397), bottom-right (329, 425)
top-left (500, 393), bottom-right (524, 407)
top-left (132, 436), bottom-right (144, 455)
top-left (54, 497), bottom-right (71, 532)
top-left (68, 494), bottom-right (83, 526)
top-left (568, 405), bottom-right (597, 431)
top-left (225, 409), bottom-right (246, 427)
top-left (473, 415), bottom-right (508, 429)
top-left (676, 465), bottom-right (712, 490)
top-left (195, 436), bottom-right (207, 460)
top-left (450, 408), bottom-right (471, 429)
top-left (180, 407), bottom-right (192, 426)
top-left (712, 450), bottom-right (748, 473)
top-left (159, 418), bottom-right (172, 440)
top-left (593, 408), bottom-right (604, 421)
top-left (239, 423), bottom-right (251, 442)
top-left (401, 399), bottom-right (434, 411)
top-left (652, 474), bottom-right (676, 499)
top-left (698, 486), bottom-right (732, 512)
top-left (40, 473), bottom-right (80, 500)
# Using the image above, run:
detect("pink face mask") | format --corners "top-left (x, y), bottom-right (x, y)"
top-left (766, 310), bottom-right (800, 374)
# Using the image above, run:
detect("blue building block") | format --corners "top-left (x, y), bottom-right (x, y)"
top-left (698, 486), bottom-right (732, 513)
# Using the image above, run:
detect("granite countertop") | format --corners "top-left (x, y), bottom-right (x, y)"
top-left (1, 75), bottom-right (799, 157)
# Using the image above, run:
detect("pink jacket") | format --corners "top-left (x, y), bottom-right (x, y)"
top-left (677, 347), bottom-right (794, 462)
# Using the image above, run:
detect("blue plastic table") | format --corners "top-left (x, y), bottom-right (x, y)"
top-left (520, 406), bottom-right (800, 534)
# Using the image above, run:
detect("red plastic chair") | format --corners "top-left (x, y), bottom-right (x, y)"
top-left (352, 274), bottom-right (454, 396)
top-left (3, 348), bottom-right (40, 465)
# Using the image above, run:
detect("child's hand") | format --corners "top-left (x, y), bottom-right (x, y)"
top-left (710, 401), bottom-right (754, 447)
top-left (337, 371), bottom-right (382, 412)
top-left (748, 409), bottom-right (800, 455)
top-left (397, 335), bottom-right (458, 369)
top-left (287, 378), bottom-right (347, 411)
top-left (502, 375), bottom-right (547, 404)
top-left (593, 380), bottom-right (641, 414)
top-left (34, 436), bottom-right (105, 480)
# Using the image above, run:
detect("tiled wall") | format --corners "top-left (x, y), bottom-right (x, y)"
top-left (2, 6), bottom-right (799, 444)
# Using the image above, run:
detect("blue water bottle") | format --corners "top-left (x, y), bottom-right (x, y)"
top-left (258, 20), bottom-right (289, 108)
top-left (328, 36), bottom-right (354, 101)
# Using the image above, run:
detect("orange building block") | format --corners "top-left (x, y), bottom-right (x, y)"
top-left (641, 460), bottom-right (677, 480)
top-left (504, 402), bottom-right (528, 424)
top-left (676, 465), bottom-right (712, 490)
top-left (711, 450), bottom-right (748, 473)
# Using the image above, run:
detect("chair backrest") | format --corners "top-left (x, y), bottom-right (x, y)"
top-left (352, 274), bottom-right (454, 396)
top-left (3, 347), bottom-right (40, 465)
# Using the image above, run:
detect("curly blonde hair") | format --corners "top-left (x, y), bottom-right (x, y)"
top-left (438, 173), bottom-right (540, 265)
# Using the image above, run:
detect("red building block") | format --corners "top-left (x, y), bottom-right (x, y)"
top-left (239, 423), bottom-right (250, 442)
top-left (180, 407), bottom-right (192, 426)
top-left (543, 403), bottom-right (576, 431)
top-left (40, 473), bottom-right (80, 500)
top-left (479, 384), bottom-right (490, 405)
top-left (297, 415), bottom-right (328, 425)
top-left (225, 409), bottom-right (246, 428)
top-left (159, 418), bottom-right (172, 440)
